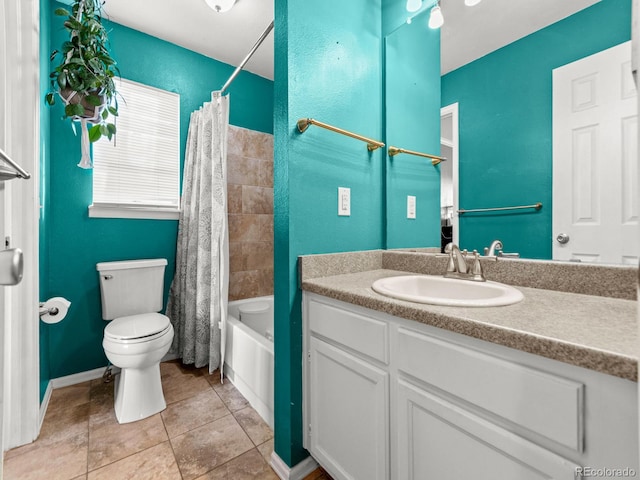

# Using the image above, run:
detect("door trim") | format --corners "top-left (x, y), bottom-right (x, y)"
top-left (441, 103), bottom-right (459, 246)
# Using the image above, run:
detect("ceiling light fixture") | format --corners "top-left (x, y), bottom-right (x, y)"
top-left (406, 0), bottom-right (422, 13)
top-left (464, 0), bottom-right (482, 6)
top-left (205, 0), bottom-right (236, 13)
top-left (428, 2), bottom-right (444, 29)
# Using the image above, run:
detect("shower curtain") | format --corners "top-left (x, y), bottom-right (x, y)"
top-left (167, 91), bottom-right (229, 375)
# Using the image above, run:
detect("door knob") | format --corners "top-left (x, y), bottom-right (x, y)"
top-left (0, 248), bottom-right (23, 285)
top-left (556, 233), bottom-right (570, 244)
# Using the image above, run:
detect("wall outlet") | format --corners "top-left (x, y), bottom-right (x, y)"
top-left (338, 187), bottom-right (351, 216)
top-left (407, 195), bottom-right (416, 219)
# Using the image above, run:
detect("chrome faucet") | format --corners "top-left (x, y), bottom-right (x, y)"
top-left (483, 239), bottom-right (520, 258)
top-left (484, 239), bottom-right (503, 257)
top-left (443, 243), bottom-right (486, 282)
top-left (445, 243), bottom-right (468, 275)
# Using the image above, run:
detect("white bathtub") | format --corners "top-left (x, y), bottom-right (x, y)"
top-left (224, 295), bottom-right (274, 429)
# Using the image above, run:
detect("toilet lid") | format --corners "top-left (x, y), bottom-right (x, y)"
top-left (105, 313), bottom-right (171, 341)
top-left (239, 301), bottom-right (270, 315)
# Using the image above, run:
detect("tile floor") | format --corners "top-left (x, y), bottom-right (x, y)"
top-left (4, 361), bottom-right (331, 480)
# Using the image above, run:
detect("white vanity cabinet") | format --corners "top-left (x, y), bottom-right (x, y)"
top-left (302, 292), bottom-right (638, 480)
top-left (304, 295), bottom-right (391, 480)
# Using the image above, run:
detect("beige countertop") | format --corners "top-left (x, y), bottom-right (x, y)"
top-left (301, 268), bottom-right (638, 382)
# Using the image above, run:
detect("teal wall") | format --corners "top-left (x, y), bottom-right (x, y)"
top-left (385, 10), bottom-right (441, 248)
top-left (441, 0), bottom-right (631, 258)
top-left (39, 0), bottom-right (52, 403)
top-left (273, 0), bottom-right (441, 467)
top-left (274, 0), bottom-right (385, 466)
top-left (43, 0), bottom-right (273, 379)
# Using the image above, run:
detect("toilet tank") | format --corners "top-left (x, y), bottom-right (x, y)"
top-left (96, 258), bottom-right (167, 320)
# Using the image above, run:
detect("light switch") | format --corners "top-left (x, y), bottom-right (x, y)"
top-left (338, 187), bottom-right (351, 216)
top-left (407, 195), bottom-right (416, 219)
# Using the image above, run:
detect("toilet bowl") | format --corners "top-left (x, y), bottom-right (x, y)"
top-left (103, 313), bottom-right (174, 423)
top-left (97, 259), bottom-right (173, 424)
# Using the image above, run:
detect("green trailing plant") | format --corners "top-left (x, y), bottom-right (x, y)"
top-left (45, 0), bottom-right (119, 142)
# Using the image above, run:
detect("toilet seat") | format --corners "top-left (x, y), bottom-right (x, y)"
top-left (239, 301), bottom-right (270, 315)
top-left (105, 313), bottom-right (171, 344)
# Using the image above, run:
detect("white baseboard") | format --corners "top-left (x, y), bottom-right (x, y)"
top-left (49, 355), bottom-right (177, 391)
top-left (47, 355), bottom-right (178, 397)
top-left (50, 365), bottom-right (121, 389)
top-left (270, 451), bottom-right (318, 480)
top-left (38, 382), bottom-right (53, 430)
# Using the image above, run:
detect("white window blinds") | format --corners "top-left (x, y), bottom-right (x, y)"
top-left (92, 78), bottom-right (180, 213)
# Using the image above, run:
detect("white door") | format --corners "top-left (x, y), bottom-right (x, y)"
top-left (1, 0), bottom-right (41, 457)
top-left (0, 0), bottom-right (9, 467)
top-left (553, 41), bottom-right (638, 264)
top-left (0, 180), bottom-right (5, 475)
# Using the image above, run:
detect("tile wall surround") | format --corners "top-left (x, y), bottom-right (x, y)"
top-left (227, 125), bottom-right (274, 301)
top-left (299, 249), bottom-right (638, 300)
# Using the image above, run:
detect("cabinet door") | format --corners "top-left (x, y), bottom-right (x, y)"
top-left (396, 380), bottom-right (580, 480)
top-left (308, 336), bottom-right (389, 480)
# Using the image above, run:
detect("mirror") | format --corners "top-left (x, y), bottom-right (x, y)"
top-left (386, 0), bottom-right (637, 265)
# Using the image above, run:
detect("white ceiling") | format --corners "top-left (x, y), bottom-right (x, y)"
top-left (100, 0), bottom-right (601, 81)
top-left (101, 0), bottom-right (275, 80)
top-left (440, 0), bottom-right (600, 74)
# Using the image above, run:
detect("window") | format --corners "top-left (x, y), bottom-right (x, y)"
top-left (89, 78), bottom-right (181, 220)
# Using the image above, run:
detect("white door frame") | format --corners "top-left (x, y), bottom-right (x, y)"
top-left (1, 0), bottom-right (41, 453)
top-left (441, 103), bottom-right (459, 246)
top-left (633, 0), bottom-right (640, 464)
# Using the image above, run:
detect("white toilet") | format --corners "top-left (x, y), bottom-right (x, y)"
top-left (97, 258), bottom-right (174, 424)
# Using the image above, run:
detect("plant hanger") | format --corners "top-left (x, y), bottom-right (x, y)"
top-left (45, 0), bottom-right (120, 168)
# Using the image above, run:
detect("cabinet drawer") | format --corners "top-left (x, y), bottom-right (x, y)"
top-left (397, 327), bottom-right (584, 452)
top-left (308, 298), bottom-right (389, 364)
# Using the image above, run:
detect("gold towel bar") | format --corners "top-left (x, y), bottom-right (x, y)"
top-left (458, 203), bottom-right (543, 215)
top-left (388, 146), bottom-right (446, 166)
top-left (296, 118), bottom-right (385, 151)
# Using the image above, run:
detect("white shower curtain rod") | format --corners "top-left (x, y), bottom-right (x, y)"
top-left (218, 20), bottom-right (274, 95)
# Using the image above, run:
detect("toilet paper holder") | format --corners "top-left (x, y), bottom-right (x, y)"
top-left (39, 303), bottom-right (59, 316)
top-left (39, 297), bottom-right (71, 323)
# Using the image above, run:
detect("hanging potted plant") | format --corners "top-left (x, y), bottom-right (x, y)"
top-left (44, 0), bottom-right (120, 168)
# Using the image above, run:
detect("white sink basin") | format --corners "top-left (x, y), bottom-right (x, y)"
top-left (371, 275), bottom-right (524, 307)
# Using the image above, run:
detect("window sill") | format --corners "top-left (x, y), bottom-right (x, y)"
top-left (88, 204), bottom-right (180, 220)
